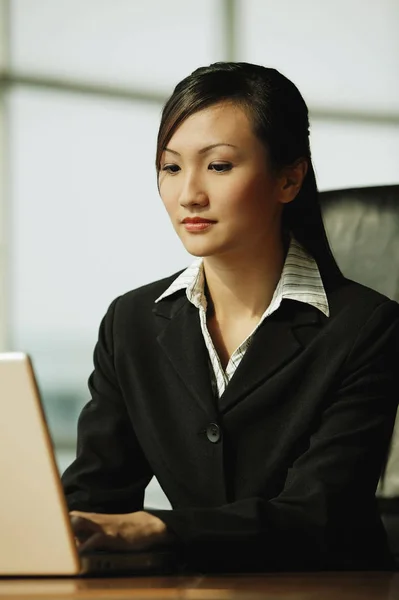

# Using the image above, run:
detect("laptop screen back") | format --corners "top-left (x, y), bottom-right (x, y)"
top-left (0, 353), bottom-right (80, 576)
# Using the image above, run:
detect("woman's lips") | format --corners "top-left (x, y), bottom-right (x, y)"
top-left (182, 218), bottom-right (216, 232)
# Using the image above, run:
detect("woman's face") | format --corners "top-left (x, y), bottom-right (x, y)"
top-left (158, 102), bottom-right (291, 260)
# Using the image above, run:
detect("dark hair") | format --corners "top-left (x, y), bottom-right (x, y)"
top-left (156, 62), bottom-right (342, 284)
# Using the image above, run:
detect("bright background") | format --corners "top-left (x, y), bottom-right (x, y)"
top-left (0, 0), bottom-right (398, 508)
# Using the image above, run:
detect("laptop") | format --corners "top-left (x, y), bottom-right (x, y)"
top-left (0, 352), bottom-right (178, 576)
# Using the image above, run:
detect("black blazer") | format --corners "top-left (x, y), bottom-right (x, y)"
top-left (62, 271), bottom-right (399, 571)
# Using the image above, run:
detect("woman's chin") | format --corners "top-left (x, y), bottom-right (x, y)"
top-left (180, 239), bottom-right (222, 258)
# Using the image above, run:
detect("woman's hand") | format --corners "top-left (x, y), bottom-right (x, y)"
top-left (69, 510), bottom-right (174, 553)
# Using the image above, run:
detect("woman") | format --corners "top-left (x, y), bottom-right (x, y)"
top-left (62, 62), bottom-right (399, 571)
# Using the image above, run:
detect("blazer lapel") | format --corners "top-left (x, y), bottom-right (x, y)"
top-left (153, 294), bottom-right (217, 418)
top-left (219, 301), bottom-right (324, 413)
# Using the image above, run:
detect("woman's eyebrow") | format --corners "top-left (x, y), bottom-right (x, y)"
top-left (164, 143), bottom-right (238, 156)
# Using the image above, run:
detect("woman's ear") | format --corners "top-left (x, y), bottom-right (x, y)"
top-left (279, 159), bottom-right (308, 204)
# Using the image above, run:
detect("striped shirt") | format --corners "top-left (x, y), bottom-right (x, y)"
top-left (156, 238), bottom-right (329, 398)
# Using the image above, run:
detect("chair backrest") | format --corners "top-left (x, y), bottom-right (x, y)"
top-left (319, 184), bottom-right (399, 498)
top-left (319, 184), bottom-right (399, 302)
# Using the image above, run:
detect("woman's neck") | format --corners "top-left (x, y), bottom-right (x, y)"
top-left (203, 237), bottom-right (286, 322)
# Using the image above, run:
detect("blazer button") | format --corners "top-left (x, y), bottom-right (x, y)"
top-left (206, 423), bottom-right (221, 443)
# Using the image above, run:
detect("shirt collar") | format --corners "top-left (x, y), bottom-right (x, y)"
top-left (155, 238), bottom-right (329, 318)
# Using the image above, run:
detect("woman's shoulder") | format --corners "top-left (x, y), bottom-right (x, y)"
top-left (103, 269), bottom-right (187, 322)
top-left (124, 269), bottom-right (186, 302)
top-left (327, 276), bottom-right (399, 323)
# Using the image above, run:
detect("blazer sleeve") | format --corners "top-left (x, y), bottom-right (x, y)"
top-left (62, 297), bottom-right (153, 514)
top-left (148, 299), bottom-right (399, 571)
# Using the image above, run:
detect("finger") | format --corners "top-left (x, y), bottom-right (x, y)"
top-left (69, 510), bottom-right (101, 522)
top-left (69, 510), bottom-right (94, 518)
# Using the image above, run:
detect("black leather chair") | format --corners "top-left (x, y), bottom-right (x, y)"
top-left (320, 185), bottom-right (399, 301)
top-left (319, 184), bottom-right (399, 563)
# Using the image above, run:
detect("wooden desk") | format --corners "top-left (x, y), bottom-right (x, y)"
top-left (0, 572), bottom-right (398, 600)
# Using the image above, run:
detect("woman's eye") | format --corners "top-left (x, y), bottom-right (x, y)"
top-left (162, 164), bottom-right (181, 174)
top-left (209, 162), bottom-right (233, 172)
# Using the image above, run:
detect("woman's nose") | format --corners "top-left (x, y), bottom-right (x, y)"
top-left (180, 191), bottom-right (209, 208)
top-left (179, 175), bottom-right (209, 208)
